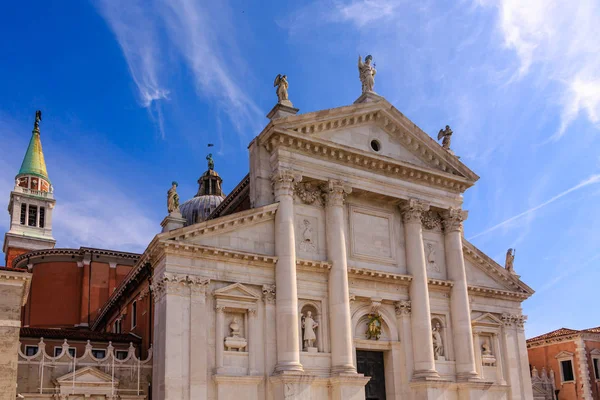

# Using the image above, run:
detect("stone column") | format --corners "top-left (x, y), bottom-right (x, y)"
top-left (399, 199), bottom-right (438, 380)
top-left (473, 331), bottom-right (482, 377)
top-left (189, 278), bottom-right (209, 399)
top-left (441, 208), bottom-right (479, 382)
top-left (324, 180), bottom-right (356, 374)
top-left (492, 333), bottom-right (506, 385)
top-left (272, 170), bottom-right (303, 373)
top-left (215, 305), bottom-right (225, 372)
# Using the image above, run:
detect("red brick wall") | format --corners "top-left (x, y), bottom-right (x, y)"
top-left (5, 247), bottom-right (29, 269)
top-left (528, 341), bottom-right (580, 400)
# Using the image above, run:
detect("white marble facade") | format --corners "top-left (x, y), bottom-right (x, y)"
top-left (147, 95), bottom-right (535, 399)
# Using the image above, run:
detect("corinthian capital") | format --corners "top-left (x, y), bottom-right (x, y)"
top-left (399, 198), bottom-right (430, 224)
top-left (441, 208), bottom-right (468, 232)
top-left (322, 180), bottom-right (352, 207)
top-left (272, 169), bottom-right (302, 198)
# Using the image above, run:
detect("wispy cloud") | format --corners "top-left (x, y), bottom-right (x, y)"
top-left (95, 0), bottom-right (262, 138)
top-left (333, 0), bottom-right (402, 27)
top-left (468, 173), bottom-right (600, 240)
top-left (477, 0), bottom-right (600, 139)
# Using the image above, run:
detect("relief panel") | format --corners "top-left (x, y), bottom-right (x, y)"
top-left (349, 205), bottom-right (396, 264)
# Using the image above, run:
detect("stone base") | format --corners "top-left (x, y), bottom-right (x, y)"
top-left (270, 371), bottom-right (316, 400)
top-left (412, 368), bottom-right (442, 381)
top-left (160, 213), bottom-right (186, 233)
top-left (267, 103), bottom-right (299, 120)
top-left (214, 375), bottom-right (263, 400)
top-left (330, 373), bottom-right (370, 400)
top-left (456, 371), bottom-right (482, 383)
top-left (353, 91), bottom-right (384, 104)
top-left (305, 346), bottom-right (318, 353)
top-left (456, 380), bottom-right (495, 399)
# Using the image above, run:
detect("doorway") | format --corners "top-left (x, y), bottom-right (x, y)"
top-left (356, 350), bottom-right (386, 400)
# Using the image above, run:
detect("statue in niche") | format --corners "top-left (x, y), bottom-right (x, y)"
top-left (301, 311), bottom-right (318, 351)
top-left (299, 219), bottom-right (316, 253)
top-left (432, 321), bottom-right (444, 360)
top-left (426, 243), bottom-right (440, 272)
top-left (358, 55), bottom-right (376, 93)
top-left (505, 248), bottom-right (516, 273)
top-left (167, 181), bottom-right (180, 214)
top-left (366, 313), bottom-right (383, 340)
top-left (274, 74), bottom-right (290, 104)
top-left (437, 125), bottom-right (453, 150)
top-left (224, 316), bottom-right (247, 351)
top-left (482, 338), bottom-right (492, 356)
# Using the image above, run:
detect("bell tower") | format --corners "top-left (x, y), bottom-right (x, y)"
top-left (3, 110), bottom-right (56, 267)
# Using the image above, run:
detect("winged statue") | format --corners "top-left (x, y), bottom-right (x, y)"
top-left (274, 74), bottom-right (289, 104)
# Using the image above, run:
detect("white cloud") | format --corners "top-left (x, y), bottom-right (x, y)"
top-left (333, 0), bottom-right (402, 27)
top-left (95, 0), bottom-right (262, 138)
top-left (478, 0), bottom-right (600, 139)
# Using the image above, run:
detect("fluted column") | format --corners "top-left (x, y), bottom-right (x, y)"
top-left (324, 180), bottom-right (356, 374)
top-left (272, 170), bottom-right (303, 373)
top-left (442, 208), bottom-right (479, 381)
top-left (399, 199), bottom-right (438, 379)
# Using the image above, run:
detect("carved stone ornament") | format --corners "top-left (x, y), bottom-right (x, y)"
top-left (394, 300), bottom-right (411, 316)
top-left (441, 208), bottom-right (468, 232)
top-left (501, 313), bottom-right (527, 328)
top-left (421, 210), bottom-right (442, 230)
top-left (299, 219), bottom-right (317, 253)
top-left (295, 182), bottom-right (324, 206)
top-left (262, 284), bottom-right (276, 304)
top-left (366, 313), bottom-right (383, 340)
top-left (272, 170), bottom-right (302, 198)
top-left (322, 180), bottom-right (352, 207)
top-left (224, 317), bottom-right (247, 351)
top-left (151, 273), bottom-right (209, 302)
top-left (399, 198), bottom-right (430, 224)
top-left (425, 243), bottom-right (440, 272)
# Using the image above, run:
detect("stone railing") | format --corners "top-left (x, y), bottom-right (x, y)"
top-left (531, 366), bottom-right (556, 400)
top-left (14, 186), bottom-right (53, 199)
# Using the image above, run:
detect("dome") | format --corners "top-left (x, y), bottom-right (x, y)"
top-left (180, 155), bottom-right (226, 226)
top-left (180, 194), bottom-right (225, 225)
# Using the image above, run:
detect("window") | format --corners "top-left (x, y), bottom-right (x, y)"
top-left (131, 301), bottom-right (137, 329)
top-left (25, 345), bottom-right (38, 356)
top-left (20, 204), bottom-right (26, 225)
top-left (53, 347), bottom-right (76, 357)
top-left (39, 206), bottom-right (45, 228)
top-left (114, 319), bottom-right (122, 334)
top-left (370, 139), bottom-right (381, 152)
top-left (115, 350), bottom-right (128, 360)
top-left (28, 205), bottom-right (37, 227)
top-left (594, 357), bottom-right (600, 380)
top-left (560, 359), bottom-right (575, 382)
top-left (91, 349), bottom-right (106, 359)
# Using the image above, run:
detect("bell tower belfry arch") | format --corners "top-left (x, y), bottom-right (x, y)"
top-left (3, 110), bottom-right (56, 267)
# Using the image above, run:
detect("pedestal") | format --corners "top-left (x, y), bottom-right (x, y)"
top-left (267, 103), bottom-right (299, 120)
top-left (353, 91), bottom-right (384, 104)
top-left (330, 374), bottom-right (371, 400)
top-left (270, 372), bottom-right (316, 400)
top-left (161, 212), bottom-right (186, 232)
top-left (214, 375), bottom-right (262, 400)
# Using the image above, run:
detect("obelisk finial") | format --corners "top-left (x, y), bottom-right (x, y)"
top-left (34, 110), bottom-right (42, 133)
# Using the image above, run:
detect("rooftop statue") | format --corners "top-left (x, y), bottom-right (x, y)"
top-left (505, 248), bottom-right (515, 273)
top-left (167, 181), bottom-right (180, 214)
top-left (206, 153), bottom-right (214, 171)
top-left (358, 55), bottom-right (376, 93)
top-left (437, 125), bottom-right (453, 150)
top-left (274, 74), bottom-right (289, 103)
top-left (34, 110), bottom-right (42, 132)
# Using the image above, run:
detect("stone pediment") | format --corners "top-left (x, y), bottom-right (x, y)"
top-left (554, 350), bottom-right (574, 359)
top-left (214, 282), bottom-right (260, 302)
top-left (263, 97), bottom-right (479, 192)
top-left (463, 241), bottom-right (534, 298)
top-left (56, 366), bottom-right (118, 384)
top-left (472, 313), bottom-right (503, 327)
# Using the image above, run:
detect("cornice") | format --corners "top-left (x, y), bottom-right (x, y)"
top-left (208, 173), bottom-right (250, 220)
top-left (296, 259), bottom-right (332, 272)
top-left (161, 241), bottom-right (277, 265)
top-left (0, 269), bottom-right (32, 305)
top-left (263, 129), bottom-right (472, 194)
top-left (13, 247), bottom-right (140, 269)
top-left (527, 334), bottom-right (580, 349)
top-left (348, 266), bottom-right (412, 282)
top-left (468, 284), bottom-right (529, 300)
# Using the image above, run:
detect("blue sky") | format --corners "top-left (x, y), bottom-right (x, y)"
top-left (1, 0), bottom-right (599, 338)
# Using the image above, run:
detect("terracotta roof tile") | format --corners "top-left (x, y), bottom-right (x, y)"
top-left (20, 327), bottom-right (141, 343)
top-left (527, 327), bottom-right (579, 343)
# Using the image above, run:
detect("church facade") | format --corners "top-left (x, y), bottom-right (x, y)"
top-left (1, 63), bottom-right (536, 400)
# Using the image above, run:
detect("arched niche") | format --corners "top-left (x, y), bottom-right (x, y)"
top-left (298, 300), bottom-right (324, 353)
top-left (351, 304), bottom-right (399, 342)
top-left (431, 316), bottom-right (448, 361)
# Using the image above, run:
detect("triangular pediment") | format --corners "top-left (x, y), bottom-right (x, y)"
top-left (214, 282), bottom-right (260, 302)
top-left (472, 313), bottom-right (503, 327)
top-left (463, 241), bottom-right (534, 297)
top-left (555, 351), bottom-right (574, 359)
top-left (590, 348), bottom-right (600, 355)
top-left (56, 366), bottom-right (117, 384)
top-left (272, 98), bottom-right (479, 183)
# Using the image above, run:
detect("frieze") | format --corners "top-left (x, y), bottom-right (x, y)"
top-left (151, 272), bottom-right (210, 302)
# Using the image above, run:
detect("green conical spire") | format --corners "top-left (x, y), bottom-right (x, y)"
top-left (17, 110), bottom-right (50, 183)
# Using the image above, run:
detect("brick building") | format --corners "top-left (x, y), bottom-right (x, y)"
top-left (527, 326), bottom-right (600, 400)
